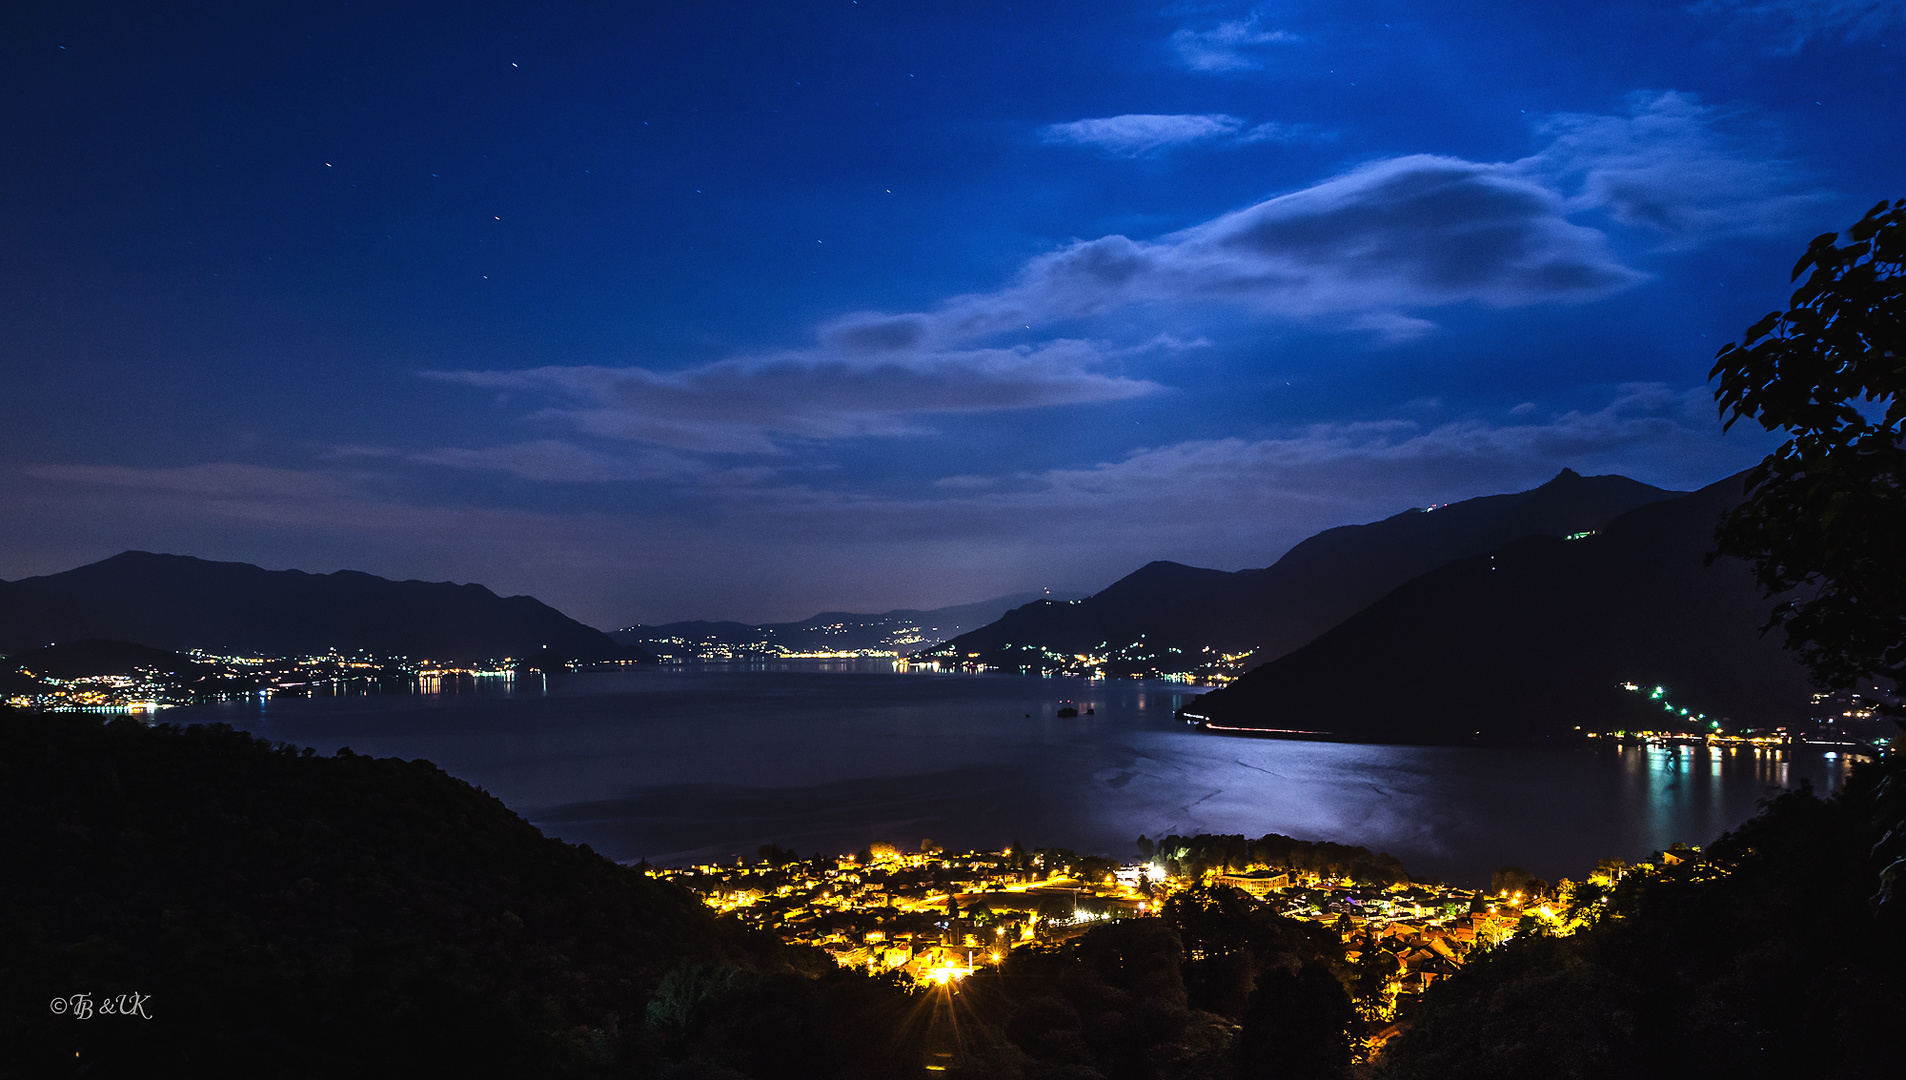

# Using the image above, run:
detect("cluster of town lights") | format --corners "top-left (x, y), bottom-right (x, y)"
top-left (652, 838), bottom-right (1629, 1031)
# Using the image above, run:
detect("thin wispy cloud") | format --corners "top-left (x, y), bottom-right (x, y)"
top-left (1038, 114), bottom-right (1325, 157)
top-left (1528, 91), bottom-right (1821, 242)
top-left (1235, 121), bottom-right (1319, 145)
top-left (985, 384), bottom-right (1737, 523)
top-left (47, 389), bottom-right (1723, 522)
top-left (1040, 113), bottom-right (1245, 156)
top-left (333, 441), bottom-right (742, 485)
top-left (1349, 312), bottom-right (1441, 344)
top-left (20, 462), bottom-right (377, 504)
top-left (1170, 16), bottom-right (1300, 72)
top-left (429, 342), bottom-right (1162, 454)
top-left (1693, 0), bottom-right (1906, 52)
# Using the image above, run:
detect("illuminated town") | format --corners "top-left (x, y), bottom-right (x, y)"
top-left (910, 641), bottom-right (1256, 684)
top-left (0, 649), bottom-right (520, 713)
top-left (1596, 681), bottom-right (1892, 752)
top-left (649, 838), bottom-right (1618, 1043)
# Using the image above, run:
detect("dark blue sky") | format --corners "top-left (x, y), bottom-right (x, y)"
top-left (4, 1), bottom-right (1901, 624)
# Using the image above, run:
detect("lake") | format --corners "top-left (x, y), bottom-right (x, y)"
top-left (166, 662), bottom-right (1861, 887)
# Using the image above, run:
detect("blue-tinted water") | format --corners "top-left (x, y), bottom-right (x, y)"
top-left (167, 662), bottom-right (1861, 887)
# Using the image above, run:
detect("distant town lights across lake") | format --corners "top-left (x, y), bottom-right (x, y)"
top-left (165, 662), bottom-right (1861, 887)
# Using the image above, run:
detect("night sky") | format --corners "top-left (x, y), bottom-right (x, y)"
top-left (3, 1), bottom-right (1901, 626)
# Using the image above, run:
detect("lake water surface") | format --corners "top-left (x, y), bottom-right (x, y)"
top-left (168, 662), bottom-right (1861, 887)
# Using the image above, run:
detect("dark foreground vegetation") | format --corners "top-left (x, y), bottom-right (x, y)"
top-left (1378, 759), bottom-right (1906, 1080)
top-left (0, 710), bottom-right (925, 1079)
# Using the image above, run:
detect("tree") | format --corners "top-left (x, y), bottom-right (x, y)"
top-left (1234, 961), bottom-right (1356, 1080)
top-left (1489, 866), bottom-right (1546, 898)
top-left (1709, 198), bottom-right (1906, 715)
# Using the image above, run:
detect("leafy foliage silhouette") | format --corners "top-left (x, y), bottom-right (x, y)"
top-left (1710, 198), bottom-right (1906, 712)
top-left (1377, 769), bottom-right (1906, 1080)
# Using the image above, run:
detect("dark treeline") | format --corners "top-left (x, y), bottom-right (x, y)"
top-left (1144, 833), bottom-right (1411, 887)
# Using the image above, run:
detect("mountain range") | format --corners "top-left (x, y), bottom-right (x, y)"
top-left (1181, 474), bottom-right (1818, 743)
top-left (614, 591), bottom-right (1086, 659)
top-left (0, 551), bottom-right (631, 662)
top-left (0, 469), bottom-right (1830, 744)
top-left (917, 469), bottom-right (1680, 677)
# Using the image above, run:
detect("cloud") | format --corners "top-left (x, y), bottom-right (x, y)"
top-left (923, 153), bottom-right (1643, 342)
top-left (931, 474), bottom-right (1001, 490)
top-left (351, 440), bottom-right (734, 484)
top-left (738, 382), bottom-right (1767, 581)
top-left (1235, 121), bottom-right (1321, 145)
top-left (1526, 91), bottom-right (1819, 242)
top-left (907, 92), bottom-right (1799, 341)
top-left (1036, 114), bottom-right (1328, 158)
top-left (429, 341), bottom-right (1162, 453)
top-left (655, 385), bottom-right (1753, 556)
top-left (21, 462), bottom-right (376, 503)
top-left (1692, 0), bottom-right (1906, 52)
top-left (1015, 384), bottom-right (1739, 515)
top-left (1170, 16), bottom-right (1300, 72)
top-left (1039, 113), bottom-right (1245, 157)
top-left (11, 462), bottom-right (475, 543)
top-left (1350, 312), bottom-right (1440, 344)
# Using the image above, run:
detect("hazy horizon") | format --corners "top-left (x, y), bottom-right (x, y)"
top-left (7, 464), bottom-right (1700, 629)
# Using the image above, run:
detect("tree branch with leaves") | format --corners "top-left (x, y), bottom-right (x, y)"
top-left (1710, 198), bottom-right (1906, 718)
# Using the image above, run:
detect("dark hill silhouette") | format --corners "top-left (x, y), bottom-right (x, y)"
top-left (0, 638), bottom-right (203, 680)
top-left (920, 470), bottom-right (1677, 672)
top-left (1, 711), bottom-right (924, 1077)
top-left (0, 638), bottom-right (215, 697)
top-left (616, 590), bottom-right (1085, 658)
top-left (920, 561), bottom-right (1242, 667)
top-left (0, 551), bottom-right (635, 662)
top-left (1182, 474), bottom-right (1817, 743)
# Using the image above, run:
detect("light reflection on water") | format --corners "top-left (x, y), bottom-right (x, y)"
top-left (169, 665), bottom-right (1865, 888)
top-left (1612, 741), bottom-right (1856, 858)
